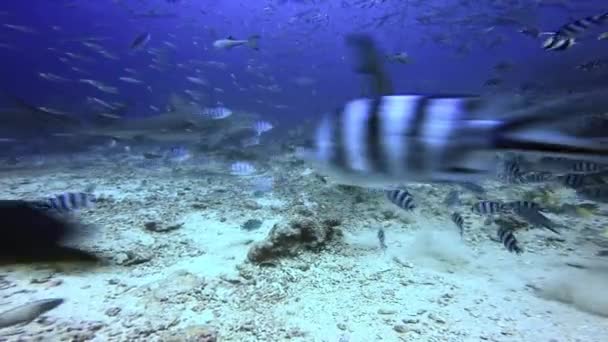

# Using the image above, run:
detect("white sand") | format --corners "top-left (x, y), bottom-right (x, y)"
top-left (1, 160), bottom-right (608, 341)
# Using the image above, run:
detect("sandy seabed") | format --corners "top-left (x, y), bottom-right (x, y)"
top-left (1, 152), bottom-right (607, 342)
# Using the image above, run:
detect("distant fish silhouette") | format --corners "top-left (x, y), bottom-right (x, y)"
top-left (130, 32), bottom-right (151, 49)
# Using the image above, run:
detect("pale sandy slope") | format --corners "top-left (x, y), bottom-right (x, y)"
top-left (0, 159), bottom-right (607, 342)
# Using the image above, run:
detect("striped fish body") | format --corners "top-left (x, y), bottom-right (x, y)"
top-left (385, 189), bottom-right (415, 210)
top-left (542, 36), bottom-right (575, 51)
top-left (571, 160), bottom-right (605, 173)
top-left (543, 12), bottom-right (608, 51)
top-left (451, 212), bottom-right (465, 237)
top-left (254, 121), bottom-right (274, 136)
top-left (561, 173), bottom-right (587, 188)
top-left (504, 200), bottom-right (541, 212)
top-left (34, 192), bottom-right (95, 213)
top-left (201, 106), bottom-right (232, 120)
top-left (499, 159), bottom-right (525, 184)
top-left (312, 93), bottom-right (608, 186)
top-left (558, 12), bottom-right (608, 37)
top-left (377, 227), bottom-right (387, 250)
top-left (471, 200), bottom-right (504, 215)
top-left (497, 226), bottom-right (523, 254)
top-left (230, 161), bottom-right (257, 176)
top-left (314, 95), bottom-right (496, 184)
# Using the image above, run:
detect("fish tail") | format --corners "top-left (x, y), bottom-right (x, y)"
top-left (492, 91), bottom-right (608, 162)
top-left (247, 35), bottom-right (260, 50)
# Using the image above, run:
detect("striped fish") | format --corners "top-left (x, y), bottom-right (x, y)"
top-left (543, 12), bottom-right (608, 51)
top-left (499, 159), bottom-right (525, 184)
top-left (199, 106), bottom-right (232, 120)
top-left (560, 173), bottom-right (588, 188)
top-left (309, 34), bottom-right (608, 186)
top-left (571, 160), bottom-right (605, 173)
top-left (385, 189), bottom-right (415, 210)
top-left (254, 121), bottom-right (274, 136)
top-left (377, 227), bottom-right (387, 250)
top-left (471, 200), bottom-right (504, 215)
top-left (497, 226), bottom-right (523, 254)
top-left (451, 212), bottom-right (465, 237)
top-left (504, 200), bottom-right (542, 212)
top-left (32, 192), bottom-right (96, 213)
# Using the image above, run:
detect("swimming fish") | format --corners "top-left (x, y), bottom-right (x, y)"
top-left (377, 227), bottom-right (387, 251)
top-left (213, 35), bottom-right (260, 50)
top-left (131, 32), bottom-right (151, 49)
top-left (471, 201), bottom-right (504, 215)
top-left (385, 188), bottom-right (415, 210)
top-left (230, 161), bottom-right (256, 176)
top-left (451, 212), bottom-right (465, 237)
top-left (309, 33), bottom-right (608, 187)
top-left (31, 192), bottom-right (96, 213)
top-left (543, 12), bottom-right (608, 51)
top-left (499, 159), bottom-right (525, 184)
top-left (503, 200), bottom-right (542, 212)
top-left (254, 121), bottom-right (274, 136)
top-left (497, 226), bottom-right (523, 254)
top-left (199, 106), bottom-right (232, 120)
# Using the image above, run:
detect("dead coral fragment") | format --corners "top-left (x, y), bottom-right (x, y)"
top-left (247, 217), bottom-right (341, 263)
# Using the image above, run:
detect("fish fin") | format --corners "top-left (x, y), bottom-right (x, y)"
top-left (247, 35), bottom-right (260, 50)
top-left (492, 90), bottom-right (608, 161)
top-left (227, 35), bottom-right (235, 40)
top-left (345, 33), bottom-right (393, 97)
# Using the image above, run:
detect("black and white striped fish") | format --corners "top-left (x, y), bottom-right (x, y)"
top-left (471, 200), bottom-right (504, 215)
top-left (504, 200), bottom-right (542, 212)
top-left (560, 173), bottom-right (588, 188)
top-left (385, 189), bottom-right (415, 210)
top-left (309, 34), bottom-right (608, 186)
top-left (32, 192), bottom-right (96, 213)
top-left (498, 159), bottom-right (525, 184)
top-left (497, 226), bottom-right (523, 254)
top-left (543, 12), bottom-right (608, 51)
top-left (377, 227), bottom-right (387, 251)
top-left (571, 160), bottom-right (606, 173)
top-left (451, 212), bottom-right (465, 237)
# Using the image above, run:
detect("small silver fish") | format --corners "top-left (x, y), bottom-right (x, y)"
top-left (213, 35), bottom-right (260, 50)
